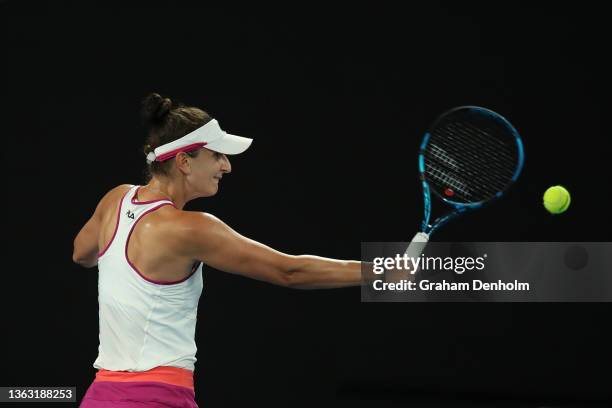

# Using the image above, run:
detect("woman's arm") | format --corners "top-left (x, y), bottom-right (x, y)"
top-left (73, 185), bottom-right (130, 268)
top-left (73, 204), bottom-right (102, 268)
top-left (179, 212), bottom-right (362, 289)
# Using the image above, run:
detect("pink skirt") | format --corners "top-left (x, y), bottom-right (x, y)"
top-left (80, 366), bottom-right (198, 408)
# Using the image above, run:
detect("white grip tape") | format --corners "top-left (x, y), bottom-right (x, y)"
top-left (404, 232), bottom-right (429, 272)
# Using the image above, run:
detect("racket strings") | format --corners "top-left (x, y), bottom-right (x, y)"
top-left (433, 133), bottom-right (515, 190)
top-left (424, 146), bottom-right (479, 201)
top-left (424, 118), bottom-right (519, 202)
top-left (428, 142), bottom-right (508, 191)
top-left (447, 122), bottom-right (518, 166)
top-left (425, 162), bottom-right (472, 197)
top-left (426, 141), bottom-right (515, 201)
top-left (449, 123), bottom-right (518, 174)
top-left (425, 140), bottom-right (510, 200)
top-left (441, 122), bottom-right (517, 178)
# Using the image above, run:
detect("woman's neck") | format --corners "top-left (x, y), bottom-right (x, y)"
top-left (143, 177), bottom-right (188, 210)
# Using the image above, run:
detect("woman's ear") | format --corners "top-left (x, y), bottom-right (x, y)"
top-left (175, 152), bottom-right (192, 175)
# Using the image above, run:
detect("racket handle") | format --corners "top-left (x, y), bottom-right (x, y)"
top-left (404, 233), bottom-right (429, 273)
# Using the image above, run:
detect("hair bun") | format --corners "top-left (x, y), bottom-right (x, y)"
top-left (141, 92), bottom-right (173, 125)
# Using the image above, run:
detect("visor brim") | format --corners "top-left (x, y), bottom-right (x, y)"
top-left (205, 133), bottom-right (253, 155)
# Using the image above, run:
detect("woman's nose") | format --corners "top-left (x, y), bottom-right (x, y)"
top-left (221, 155), bottom-right (232, 173)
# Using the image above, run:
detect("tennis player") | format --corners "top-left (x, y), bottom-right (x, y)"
top-left (73, 93), bottom-right (362, 407)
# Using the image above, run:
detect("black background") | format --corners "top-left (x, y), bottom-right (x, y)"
top-left (2, 1), bottom-right (611, 407)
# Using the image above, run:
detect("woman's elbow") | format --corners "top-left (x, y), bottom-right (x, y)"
top-left (277, 256), bottom-right (311, 289)
top-left (73, 257), bottom-right (97, 268)
top-left (72, 243), bottom-right (97, 268)
top-left (265, 267), bottom-right (294, 288)
top-left (72, 252), bottom-right (90, 267)
top-left (270, 256), bottom-right (303, 289)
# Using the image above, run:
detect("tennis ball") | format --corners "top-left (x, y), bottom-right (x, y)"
top-left (543, 185), bottom-right (571, 214)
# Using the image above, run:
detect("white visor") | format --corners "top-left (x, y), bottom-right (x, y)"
top-left (146, 119), bottom-right (253, 164)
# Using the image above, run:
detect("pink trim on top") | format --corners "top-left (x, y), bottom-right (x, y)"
top-left (98, 186), bottom-right (134, 257)
top-left (156, 142), bottom-right (208, 162)
top-left (131, 186), bottom-right (175, 205)
top-left (125, 203), bottom-right (199, 286)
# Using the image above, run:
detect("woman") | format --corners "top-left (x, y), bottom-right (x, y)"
top-left (73, 93), bottom-right (362, 407)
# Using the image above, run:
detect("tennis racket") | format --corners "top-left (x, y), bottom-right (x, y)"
top-left (405, 106), bottom-right (525, 259)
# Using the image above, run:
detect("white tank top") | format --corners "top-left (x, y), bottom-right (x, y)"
top-left (93, 185), bottom-right (203, 372)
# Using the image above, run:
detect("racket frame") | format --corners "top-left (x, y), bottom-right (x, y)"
top-left (417, 106), bottom-right (525, 236)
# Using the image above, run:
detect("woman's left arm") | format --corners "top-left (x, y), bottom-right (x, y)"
top-left (73, 200), bottom-right (104, 268)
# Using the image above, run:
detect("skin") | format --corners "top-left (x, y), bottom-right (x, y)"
top-left (73, 148), bottom-right (363, 288)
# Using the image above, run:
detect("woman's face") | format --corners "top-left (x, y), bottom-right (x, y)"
top-left (186, 148), bottom-right (232, 197)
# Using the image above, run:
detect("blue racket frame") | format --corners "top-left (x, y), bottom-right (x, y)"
top-left (418, 106), bottom-right (525, 236)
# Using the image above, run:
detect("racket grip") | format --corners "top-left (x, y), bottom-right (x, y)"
top-left (404, 232), bottom-right (429, 273)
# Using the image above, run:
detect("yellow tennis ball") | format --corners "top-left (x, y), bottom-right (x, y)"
top-left (543, 185), bottom-right (571, 214)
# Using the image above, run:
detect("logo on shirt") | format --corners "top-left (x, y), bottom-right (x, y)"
top-left (126, 210), bottom-right (135, 220)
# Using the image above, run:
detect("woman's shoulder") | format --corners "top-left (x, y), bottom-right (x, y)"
top-left (100, 184), bottom-right (134, 204)
top-left (150, 210), bottom-right (223, 238)
top-left (93, 184), bottom-right (134, 215)
top-left (110, 184), bottom-right (135, 197)
top-left (152, 211), bottom-right (225, 255)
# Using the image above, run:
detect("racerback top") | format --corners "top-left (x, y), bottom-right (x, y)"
top-left (93, 185), bottom-right (203, 372)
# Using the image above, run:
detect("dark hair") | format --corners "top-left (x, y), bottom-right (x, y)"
top-left (141, 93), bottom-right (213, 180)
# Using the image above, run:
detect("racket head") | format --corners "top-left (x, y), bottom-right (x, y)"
top-left (418, 106), bottom-right (525, 210)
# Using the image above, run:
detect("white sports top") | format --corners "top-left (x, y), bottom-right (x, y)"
top-left (93, 185), bottom-right (203, 372)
